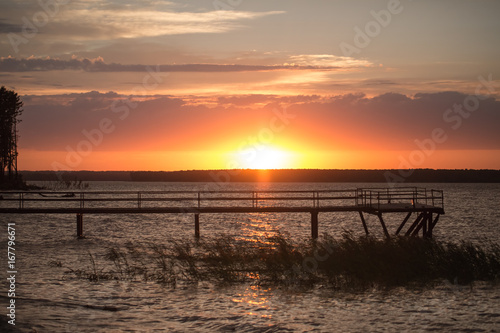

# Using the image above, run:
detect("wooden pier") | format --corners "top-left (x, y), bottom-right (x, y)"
top-left (0, 187), bottom-right (444, 239)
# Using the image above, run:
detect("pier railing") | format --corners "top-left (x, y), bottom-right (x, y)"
top-left (355, 187), bottom-right (444, 211)
top-left (0, 187), bottom-right (444, 211)
top-left (0, 189), bottom-right (356, 210)
top-left (0, 187), bottom-right (445, 239)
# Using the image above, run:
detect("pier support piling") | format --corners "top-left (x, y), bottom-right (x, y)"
top-left (194, 213), bottom-right (200, 238)
top-left (311, 211), bottom-right (318, 239)
top-left (76, 213), bottom-right (83, 238)
top-left (412, 212), bottom-right (429, 237)
top-left (359, 211), bottom-right (369, 235)
top-left (428, 214), bottom-right (440, 238)
top-left (377, 213), bottom-right (390, 238)
top-left (396, 212), bottom-right (413, 236)
top-left (405, 212), bottom-right (424, 237)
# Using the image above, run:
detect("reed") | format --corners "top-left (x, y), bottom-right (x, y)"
top-left (63, 234), bottom-right (500, 289)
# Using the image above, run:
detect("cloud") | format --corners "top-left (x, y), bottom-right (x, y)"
top-left (0, 21), bottom-right (22, 33)
top-left (0, 56), bottom-right (345, 72)
top-left (104, 10), bottom-right (286, 37)
top-left (1, 56), bottom-right (107, 72)
top-left (21, 8), bottom-right (285, 40)
top-left (288, 55), bottom-right (373, 68)
top-left (286, 92), bottom-right (500, 150)
top-left (18, 91), bottom-right (500, 154)
top-left (0, 0), bottom-right (284, 39)
top-left (216, 94), bottom-right (323, 107)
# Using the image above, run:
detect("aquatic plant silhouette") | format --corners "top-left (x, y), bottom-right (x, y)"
top-left (62, 233), bottom-right (500, 289)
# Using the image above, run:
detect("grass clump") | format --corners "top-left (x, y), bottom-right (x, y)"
top-left (62, 234), bottom-right (500, 289)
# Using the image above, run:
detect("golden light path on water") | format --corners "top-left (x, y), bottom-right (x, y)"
top-left (232, 285), bottom-right (274, 318)
top-left (232, 212), bottom-right (284, 314)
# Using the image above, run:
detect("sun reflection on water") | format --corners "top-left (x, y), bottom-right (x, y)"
top-left (231, 285), bottom-right (274, 317)
top-left (236, 214), bottom-right (281, 246)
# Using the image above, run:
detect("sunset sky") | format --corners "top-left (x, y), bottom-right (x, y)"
top-left (1, 0), bottom-right (499, 171)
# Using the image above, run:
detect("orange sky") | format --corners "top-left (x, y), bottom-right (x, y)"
top-left (2, 0), bottom-right (500, 171)
top-left (18, 149), bottom-right (500, 171)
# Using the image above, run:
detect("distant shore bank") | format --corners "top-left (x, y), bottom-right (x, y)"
top-left (18, 169), bottom-right (500, 183)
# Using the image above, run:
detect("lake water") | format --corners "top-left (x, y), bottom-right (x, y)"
top-left (1, 182), bottom-right (500, 332)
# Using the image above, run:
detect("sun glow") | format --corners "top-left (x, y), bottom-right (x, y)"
top-left (232, 145), bottom-right (295, 170)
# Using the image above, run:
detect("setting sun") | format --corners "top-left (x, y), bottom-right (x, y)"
top-left (231, 145), bottom-right (296, 170)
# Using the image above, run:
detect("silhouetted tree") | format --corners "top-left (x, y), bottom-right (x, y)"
top-left (0, 86), bottom-right (23, 183)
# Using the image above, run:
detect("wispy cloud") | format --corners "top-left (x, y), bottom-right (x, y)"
top-left (1, 0), bottom-right (284, 37)
top-left (0, 20), bottom-right (22, 33)
top-left (0, 56), bottom-right (348, 72)
top-left (288, 55), bottom-right (373, 68)
top-left (35, 8), bottom-right (285, 39)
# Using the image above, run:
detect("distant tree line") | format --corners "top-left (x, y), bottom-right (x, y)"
top-left (20, 169), bottom-right (500, 183)
top-left (21, 171), bottom-right (133, 182)
top-left (128, 169), bottom-right (500, 183)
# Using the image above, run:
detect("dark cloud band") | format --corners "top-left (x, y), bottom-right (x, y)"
top-left (0, 57), bottom-right (339, 73)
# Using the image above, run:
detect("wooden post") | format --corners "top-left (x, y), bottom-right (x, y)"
top-left (19, 192), bottom-right (24, 209)
top-left (377, 213), bottom-right (390, 238)
top-left (405, 212), bottom-right (424, 237)
top-left (194, 213), bottom-right (200, 238)
top-left (76, 213), bottom-right (83, 238)
top-left (420, 212), bottom-right (433, 238)
top-left (428, 214), bottom-right (440, 238)
top-left (311, 211), bottom-right (318, 239)
top-left (359, 211), bottom-right (369, 235)
top-left (422, 212), bottom-right (428, 237)
top-left (411, 212), bottom-right (429, 237)
top-left (396, 212), bottom-right (413, 235)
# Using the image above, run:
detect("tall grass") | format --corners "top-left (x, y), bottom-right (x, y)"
top-left (63, 234), bottom-right (500, 289)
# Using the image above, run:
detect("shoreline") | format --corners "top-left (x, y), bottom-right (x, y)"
top-left (18, 169), bottom-right (500, 183)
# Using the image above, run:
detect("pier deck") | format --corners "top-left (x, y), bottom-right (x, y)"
top-left (0, 187), bottom-right (444, 239)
